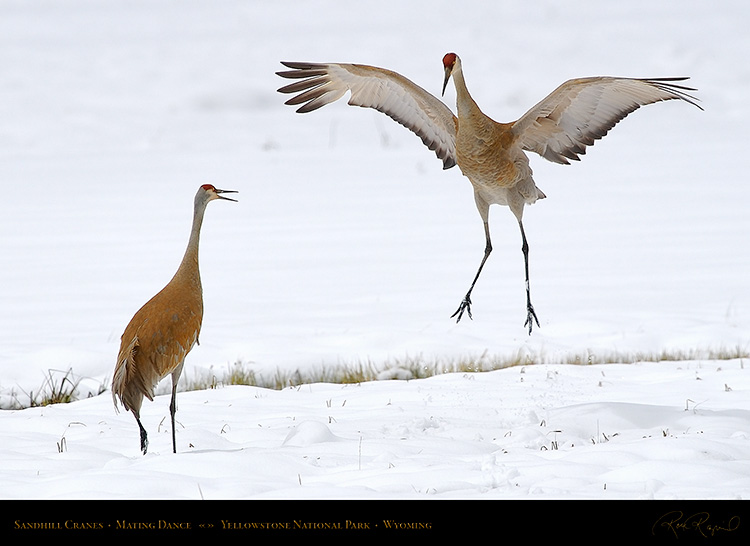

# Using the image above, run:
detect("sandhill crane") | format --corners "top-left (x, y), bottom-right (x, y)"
top-left (112, 184), bottom-right (237, 454)
top-left (277, 53), bottom-right (701, 334)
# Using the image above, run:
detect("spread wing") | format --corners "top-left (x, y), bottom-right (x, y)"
top-left (512, 77), bottom-right (702, 165)
top-left (277, 61), bottom-right (458, 169)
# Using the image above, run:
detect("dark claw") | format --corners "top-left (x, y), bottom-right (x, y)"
top-left (451, 294), bottom-right (474, 323)
top-left (524, 303), bottom-right (540, 335)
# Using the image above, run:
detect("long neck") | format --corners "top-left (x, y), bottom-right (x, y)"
top-left (175, 198), bottom-right (207, 281)
top-left (451, 64), bottom-right (482, 118)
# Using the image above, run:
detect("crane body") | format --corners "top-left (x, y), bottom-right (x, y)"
top-left (277, 53), bottom-right (700, 333)
top-left (112, 184), bottom-right (237, 454)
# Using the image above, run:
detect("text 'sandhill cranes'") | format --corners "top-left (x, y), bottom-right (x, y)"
top-left (277, 53), bottom-right (701, 334)
top-left (112, 184), bottom-right (237, 454)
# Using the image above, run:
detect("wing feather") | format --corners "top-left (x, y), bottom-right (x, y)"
top-left (277, 61), bottom-right (458, 169)
top-left (512, 77), bottom-right (702, 165)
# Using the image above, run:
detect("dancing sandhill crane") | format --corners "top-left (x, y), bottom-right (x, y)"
top-left (112, 184), bottom-right (237, 454)
top-left (277, 53), bottom-right (701, 333)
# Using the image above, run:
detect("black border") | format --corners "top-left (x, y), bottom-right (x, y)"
top-left (3, 500), bottom-right (749, 541)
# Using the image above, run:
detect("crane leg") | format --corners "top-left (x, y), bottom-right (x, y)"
top-left (134, 413), bottom-right (148, 455)
top-left (519, 220), bottom-right (539, 335)
top-left (169, 362), bottom-right (184, 454)
top-left (169, 388), bottom-right (178, 454)
top-left (452, 221), bottom-right (492, 323)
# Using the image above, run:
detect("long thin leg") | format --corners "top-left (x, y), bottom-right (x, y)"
top-left (169, 362), bottom-right (184, 454)
top-left (519, 220), bottom-right (539, 335)
top-left (134, 413), bottom-right (148, 455)
top-left (452, 220), bottom-right (492, 322)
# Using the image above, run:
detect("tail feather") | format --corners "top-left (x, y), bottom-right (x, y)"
top-left (112, 335), bottom-right (154, 414)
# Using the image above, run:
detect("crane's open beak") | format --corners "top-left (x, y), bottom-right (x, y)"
top-left (442, 66), bottom-right (453, 97)
top-left (216, 188), bottom-right (238, 202)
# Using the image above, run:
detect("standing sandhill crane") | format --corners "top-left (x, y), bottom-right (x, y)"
top-left (112, 184), bottom-right (237, 454)
top-left (277, 53), bottom-right (701, 334)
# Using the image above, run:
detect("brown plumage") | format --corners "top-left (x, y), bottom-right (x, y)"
top-left (112, 184), bottom-right (237, 454)
top-left (277, 53), bottom-right (701, 333)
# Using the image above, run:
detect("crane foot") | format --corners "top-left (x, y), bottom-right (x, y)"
top-left (140, 430), bottom-right (149, 455)
top-left (524, 303), bottom-right (540, 335)
top-left (451, 294), bottom-right (474, 323)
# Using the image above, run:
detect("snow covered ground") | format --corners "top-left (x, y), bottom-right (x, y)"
top-left (1, 0), bottom-right (750, 517)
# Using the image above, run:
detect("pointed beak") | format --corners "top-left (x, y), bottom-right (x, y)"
top-left (442, 65), bottom-right (452, 97)
top-left (215, 188), bottom-right (238, 202)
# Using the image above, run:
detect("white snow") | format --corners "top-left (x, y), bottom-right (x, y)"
top-left (1, 0), bottom-right (750, 511)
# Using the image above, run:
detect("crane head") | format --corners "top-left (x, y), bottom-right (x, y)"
top-left (442, 52), bottom-right (458, 96)
top-left (199, 184), bottom-right (238, 202)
